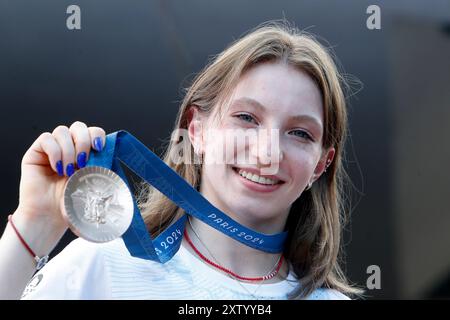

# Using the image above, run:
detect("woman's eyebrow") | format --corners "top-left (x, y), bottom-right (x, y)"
top-left (230, 97), bottom-right (323, 128)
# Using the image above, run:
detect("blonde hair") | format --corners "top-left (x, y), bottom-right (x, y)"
top-left (138, 20), bottom-right (362, 299)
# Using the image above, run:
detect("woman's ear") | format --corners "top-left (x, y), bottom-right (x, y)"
top-left (187, 105), bottom-right (205, 155)
top-left (311, 147), bottom-right (335, 182)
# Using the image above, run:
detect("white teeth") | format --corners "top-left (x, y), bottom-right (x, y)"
top-left (237, 169), bottom-right (280, 185)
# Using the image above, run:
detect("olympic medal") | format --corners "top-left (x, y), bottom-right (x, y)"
top-left (63, 166), bottom-right (134, 243)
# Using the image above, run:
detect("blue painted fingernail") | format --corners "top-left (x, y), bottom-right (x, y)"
top-left (66, 163), bottom-right (75, 177)
top-left (93, 137), bottom-right (103, 151)
top-left (77, 152), bottom-right (87, 168)
top-left (56, 160), bottom-right (64, 177)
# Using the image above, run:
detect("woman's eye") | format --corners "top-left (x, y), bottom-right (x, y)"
top-left (290, 130), bottom-right (312, 141)
top-left (235, 113), bottom-right (257, 124)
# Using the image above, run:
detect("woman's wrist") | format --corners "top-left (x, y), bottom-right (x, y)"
top-left (10, 207), bottom-right (67, 259)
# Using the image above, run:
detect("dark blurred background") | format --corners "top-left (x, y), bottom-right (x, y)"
top-left (1, 0), bottom-right (449, 299)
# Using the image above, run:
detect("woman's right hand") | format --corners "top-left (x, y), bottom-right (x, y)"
top-left (14, 121), bottom-right (106, 240)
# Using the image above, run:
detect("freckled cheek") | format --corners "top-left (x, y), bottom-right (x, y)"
top-left (286, 151), bottom-right (317, 183)
top-left (205, 128), bottom-right (253, 166)
top-left (202, 163), bottom-right (225, 182)
top-left (202, 131), bottom-right (238, 165)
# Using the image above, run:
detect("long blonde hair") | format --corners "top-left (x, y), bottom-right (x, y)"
top-left (138, 20), bottom-right (362, 299)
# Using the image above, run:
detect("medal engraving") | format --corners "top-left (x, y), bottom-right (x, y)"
top-left (63, 166), bottom-right (134, 242)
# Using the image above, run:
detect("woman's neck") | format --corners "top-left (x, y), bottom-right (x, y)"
top-left (182, 216), bottom-right (290, 283)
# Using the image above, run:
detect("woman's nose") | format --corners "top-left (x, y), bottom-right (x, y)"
top-left (250, 128), bottom-right (283, 166)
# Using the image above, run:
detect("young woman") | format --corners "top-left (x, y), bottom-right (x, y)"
top-left (0, 21), bottom-right (361, 299)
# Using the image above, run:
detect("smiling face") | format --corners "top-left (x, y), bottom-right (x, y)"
top-left (189, 61), bottom-right (334, 232)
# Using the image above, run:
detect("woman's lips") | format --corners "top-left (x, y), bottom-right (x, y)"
top-left (231, 166), bottom-right (284, 193)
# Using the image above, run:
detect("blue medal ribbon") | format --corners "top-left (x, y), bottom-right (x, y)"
top-left (87, 130), bottom-right (287, 263)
